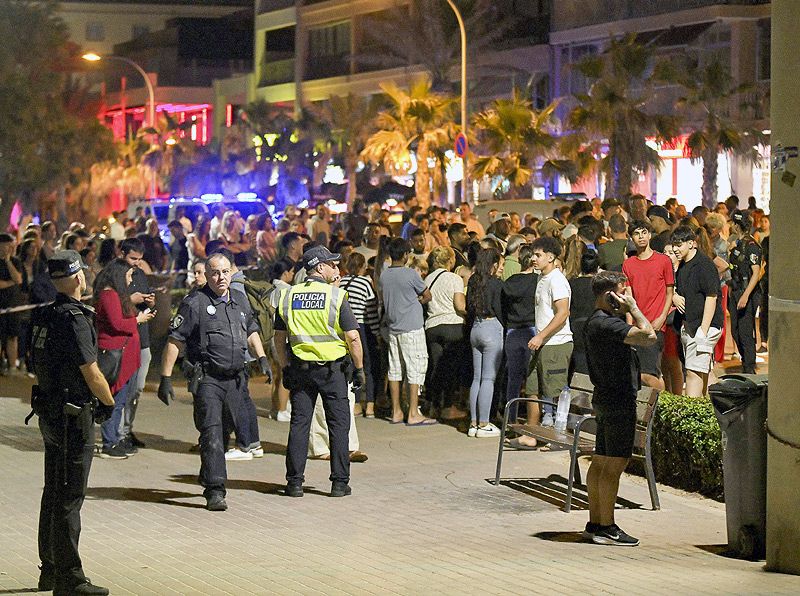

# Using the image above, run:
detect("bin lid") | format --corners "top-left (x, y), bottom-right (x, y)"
top-left (709, 374), bottom-right (767, 414)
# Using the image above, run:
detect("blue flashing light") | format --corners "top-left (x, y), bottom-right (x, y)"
top-left (200, 193), bottom-right (224, 202)
top-left (237, 192), bottom-right (258, 200)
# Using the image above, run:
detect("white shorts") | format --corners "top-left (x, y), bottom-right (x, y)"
top-left (681, 326), bottom-right (722, 374)
top-left (387, 328), bottom-right (428, 386)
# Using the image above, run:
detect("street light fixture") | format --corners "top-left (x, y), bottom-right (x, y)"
top-left (443, 0), bottom-right (468, 206)
top-left (83, 52), bottom-right (157, 197)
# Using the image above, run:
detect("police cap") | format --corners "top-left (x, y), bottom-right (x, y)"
top-left (302, 245), bottom-right (341, 271)
top-left (731, 210), bottom-right (752, 230)
top-left (48, 250), bottom-right (88, 279)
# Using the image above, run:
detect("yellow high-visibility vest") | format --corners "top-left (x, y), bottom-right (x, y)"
top-left (278, 279), bottom-right (347, 362)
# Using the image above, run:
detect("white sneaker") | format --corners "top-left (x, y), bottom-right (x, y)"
top-left (468, 425), bottom-right (478, 438)
top-left (225, 448), bottom-right (253, 461)
top-left (250, 446), bottom-right (264, 458)
top-left (475, 423), bottom-right (501, 438)
top-left (276, 410), bottom-right (291, 422)
top-left (541, 413), bottom-right (554, 427)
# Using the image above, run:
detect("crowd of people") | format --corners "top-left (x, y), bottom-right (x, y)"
top-left (0, 192), bottom-right (769, 442)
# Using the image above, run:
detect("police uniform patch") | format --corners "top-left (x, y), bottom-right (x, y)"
top-left (750, 253), bottom-right (759, 265)
top-left (207, 305), bottom-right (217, 315)
top-left (292, 292), bottom-right (326, 310)
top-left (171, 314), bottom-right (184, 329)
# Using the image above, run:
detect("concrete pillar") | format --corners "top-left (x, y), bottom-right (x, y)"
top-left (766, 0), bottom-right (800, 575)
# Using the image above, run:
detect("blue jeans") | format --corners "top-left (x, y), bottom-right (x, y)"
top-left (469, 318), bottom-right (504, 424)
top-left (504, 326), bottom-right (536, 421)
top-left (101, 376), bottom-right (133, 448)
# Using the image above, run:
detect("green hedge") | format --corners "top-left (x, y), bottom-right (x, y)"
top-left (651, 392), bottom-right (724, 500)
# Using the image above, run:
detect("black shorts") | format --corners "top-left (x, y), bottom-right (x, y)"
top-left (594, 402), bottom-right (637, 458)
top-left (634, 330), bottom-right (664, 377)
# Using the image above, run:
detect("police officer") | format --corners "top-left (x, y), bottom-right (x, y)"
top-left (30, 250), bottom-right (114, 595)
top-left (274, 245), bottom-right (365, 498)
top-left (728, 210), bottom-right (762, 374)
top-left (157, 253), bottom-right (269, 511)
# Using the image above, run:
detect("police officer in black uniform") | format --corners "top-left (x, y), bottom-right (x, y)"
top-left (157, 252), bottom-right (269, 511)
top-left (30, 250), bottom-right (114, 595)
top-left (728, 210), bottom-right (762, 374)
top-left (274, 246), bottom-right (365, 498)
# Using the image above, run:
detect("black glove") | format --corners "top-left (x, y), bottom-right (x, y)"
top-left (94, 402), bottom-right (114, 424)
top-left (258, 356), bottom-right (273, 384)
top-left (157, 375), bottom-right (174, 405)
top-left (352, 368), bottom-right (366, 391)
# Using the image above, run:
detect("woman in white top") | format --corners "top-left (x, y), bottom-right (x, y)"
top-left (424, 246), bottom-right (468, 419)
top-left (186, 216), bottom-right (210, 287)
top-left (339, 252), bottom-right (380, 418)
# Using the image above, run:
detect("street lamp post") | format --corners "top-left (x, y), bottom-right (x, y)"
top-left (444, 0), bottom-right (468, 206)
top-left (83, 52), bottom-right (157, 197)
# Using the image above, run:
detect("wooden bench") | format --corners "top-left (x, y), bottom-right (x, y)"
top-left (494, 373), bottom-right (661, 512)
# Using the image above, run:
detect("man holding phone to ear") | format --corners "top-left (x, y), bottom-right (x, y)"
top-left (583, 271), bottom-right (656, 547)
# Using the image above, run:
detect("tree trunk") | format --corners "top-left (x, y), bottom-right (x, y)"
top-left (701, 148), bottom-right (719, 209)
top-left (345, 153), bottom-right (358, 206)
top-left (0, 192), bottom-right (15, 234)
top-left (415, 143), bottom-right (431, 208)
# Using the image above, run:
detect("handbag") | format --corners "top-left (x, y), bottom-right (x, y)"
top-left (98, 337), bottom-right (129, 386)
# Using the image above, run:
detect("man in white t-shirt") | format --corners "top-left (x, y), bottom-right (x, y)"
top-left (524, 236), bottom-right (573, 433)
top-left (353, 223), bottom-right (381, 263)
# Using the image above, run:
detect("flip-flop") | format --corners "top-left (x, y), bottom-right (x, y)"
top-left (504, 437), bottom-right (538, 451)
top-left (405, 419), bottom-right (439, 427)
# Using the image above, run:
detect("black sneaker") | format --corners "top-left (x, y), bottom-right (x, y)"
top-left (206, 494), bottom-right (228, 511)
top-left (592, 524), bottom-right (639, 547)
top-left (285, 483), bottom-right (303, 497)
top-left (119, 437), bottom-right (138, 456)
top-left (129, 432), bottom-right (146, 448)
top-left (37, 565), bottom-right (54, 591)
top-left (99, 444), bottom-right (128, 459)
top-left (54, 578), bottom-right (109, 595)
top-left (330, 481), bottom-right (352, 497)
top-left (582, 521), bottom-right (601, 540)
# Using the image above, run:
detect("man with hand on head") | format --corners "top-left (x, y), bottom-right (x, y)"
top-left (583, 271), bottom-right (656, 547)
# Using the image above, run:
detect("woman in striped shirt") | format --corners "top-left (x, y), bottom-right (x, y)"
top-left (340, 252), bottom-right (381, 417)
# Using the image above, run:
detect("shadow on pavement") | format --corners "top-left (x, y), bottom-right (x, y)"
top-left (86, 486), bottom-right (206, 509)
top-left (0, 588), bottom-right (39, 594)
top-left (127, 433), bottom-right (198, 455)
top-left (489, 475), bottom-right (643, 512)
top-left (0, 424), bottom-right (43, 452)
top-left (168, 473), bottom-right (304, 495)
top-left (532, 531), bottom-right (590, 544)
top-left (694, 544), bottom-right (744, 559)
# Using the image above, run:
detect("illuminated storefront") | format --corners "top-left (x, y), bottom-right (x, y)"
top-left (100, 102), bottom-right (212, 146)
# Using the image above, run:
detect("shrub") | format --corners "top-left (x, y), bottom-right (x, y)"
top-left (651, 391), bottom-right (724, 500)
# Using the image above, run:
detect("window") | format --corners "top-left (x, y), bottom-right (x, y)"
top-left (757, 18), bottom-right (770, 81)
top-left (560, 43), bottom-right (597, 96)
top-left (533, 74), bottom-right (550, 110)
top-left (85, 22), bottom-right (105, 42)
top-left (306, 22), bottom-right (351, 79)
top-left (132, 25), bottom-right (150, 39)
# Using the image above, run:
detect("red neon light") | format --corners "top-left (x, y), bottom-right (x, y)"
top-left (202, 108), bottom-right (208, 145)
top-left (225, 104), bottom-right (233, 127)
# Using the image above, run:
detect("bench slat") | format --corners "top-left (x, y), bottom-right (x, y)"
top-left (509, 423), bottom-right (596, 452)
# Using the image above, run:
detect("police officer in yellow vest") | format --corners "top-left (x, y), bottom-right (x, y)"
top-left (275, 245), bottom-right (365, 497)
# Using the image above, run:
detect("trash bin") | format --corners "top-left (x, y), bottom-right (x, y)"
top-left (708, 374), bottom-right (768, 560)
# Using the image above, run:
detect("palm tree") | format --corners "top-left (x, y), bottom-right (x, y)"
top-left (305, 93), bottom-right (383, 204)
top-left (656, 56), bottom-right (763, 208)
top-left (355, 0), bottom-right (519, 94)
top-left (361, 79), bottom-right (457, 207)
top-left (471, 91), bottom-right (574, 198)
top-left (566, 34), bottom-right (678, 198)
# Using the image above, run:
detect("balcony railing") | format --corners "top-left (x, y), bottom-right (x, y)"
top-left (552, 0), bottom-right (770, 32)
top-left (257, 0), bottom-right (295, 15)
top-left (259, 58), bottom-right (296, 87)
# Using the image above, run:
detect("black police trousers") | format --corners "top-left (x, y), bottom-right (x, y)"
top-left (286, 363), bottom-right (350, 485)
top-left (38, 407), bottom-right (94, 588)
top-left (729, 288), bottom-right (760, 374)
top-left (192, 374), bottom-right (246, 497)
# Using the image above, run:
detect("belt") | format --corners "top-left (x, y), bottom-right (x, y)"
top-left (202, 363), bottom-right (245, 380)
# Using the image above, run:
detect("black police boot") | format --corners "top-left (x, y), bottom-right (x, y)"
top-left (206, 493), bottom-right (228, 511)
top-left (37, 564), bottom-right (54, 591)
top-left (330, 481), bottom-right (352, 497)
top-left (285, 483), bottom-right (303, 497)
top-left (54, 578), bottom-right (109, 596)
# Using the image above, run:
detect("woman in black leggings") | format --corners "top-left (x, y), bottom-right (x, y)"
top-left (501, 244), bottom-right (539, 424)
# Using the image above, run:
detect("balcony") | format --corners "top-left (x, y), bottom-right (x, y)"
top-left (552, 0), bottom-right (770, 32)
top-left (259, 58), bottom-right (296, 86)
top-left (257, 0), bottom-right (295, 15)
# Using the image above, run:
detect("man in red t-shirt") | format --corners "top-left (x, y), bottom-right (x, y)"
top-left (622, 220), bottom-right (674, 391)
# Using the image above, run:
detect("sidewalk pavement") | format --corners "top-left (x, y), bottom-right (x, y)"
top-left (0, 372), bottom-right (796, 596)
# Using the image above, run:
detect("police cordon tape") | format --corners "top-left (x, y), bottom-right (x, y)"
top-left (0, 263), bottom-right (264, 316)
